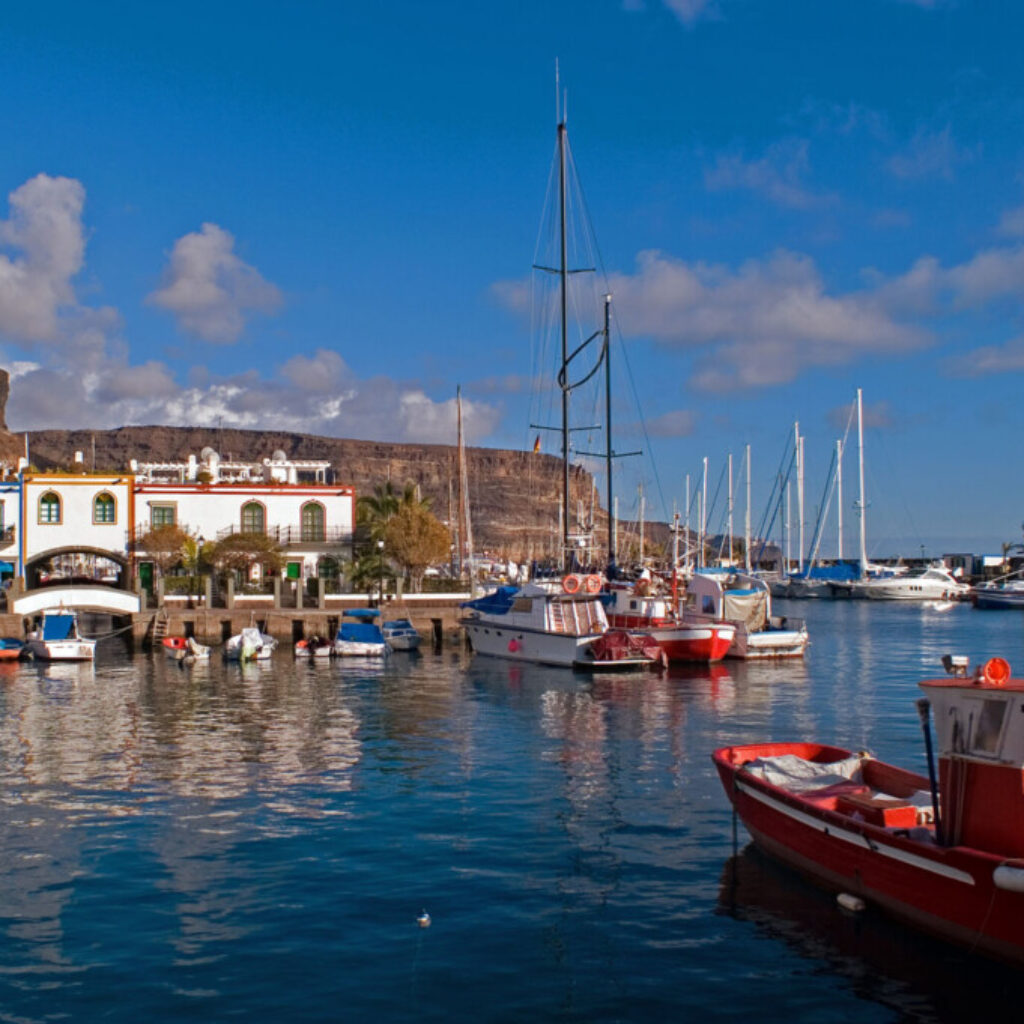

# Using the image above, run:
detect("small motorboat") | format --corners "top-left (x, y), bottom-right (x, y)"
top-left (224, 625), bottom-right (277, 662)
top-left (24, 610), bottom-right (96, 662)
top-left (334, 609), bottom-right (388, 657)
top-left (0, 636), bottom-right (24, 660)
top-left (712, 654), bottom-right (1024, 966)
top-left (382, 618), bottom-right (420, 651)
top-left (162, 636), bottom-right (210, 661)
top-left (295, 634), bottom-right (333, 658)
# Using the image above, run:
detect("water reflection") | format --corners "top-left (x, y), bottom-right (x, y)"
top-left (0, 655), bottom-right (363, 803)
top-left (718, 845), bottom-right (1019, 1021)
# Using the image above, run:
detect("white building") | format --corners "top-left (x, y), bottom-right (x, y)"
top-left (20, 472), bottom-right (134, 585)
top-left (16, 451), bottom-right (354, 591)
top-left (132, 449), bottom-right (354, 583)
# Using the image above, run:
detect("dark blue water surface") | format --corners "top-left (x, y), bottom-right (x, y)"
top-left (2, 600), bottom-right (1024, 1023)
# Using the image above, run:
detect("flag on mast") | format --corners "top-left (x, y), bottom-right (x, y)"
top-left (532, 435), bottom-right (541, 454)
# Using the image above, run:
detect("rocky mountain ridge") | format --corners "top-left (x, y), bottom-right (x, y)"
top-left (23, 424), bottom-right (612, 560)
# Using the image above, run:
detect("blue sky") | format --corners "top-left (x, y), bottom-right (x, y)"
top-left (0, 0), bottom-right (1022, 556)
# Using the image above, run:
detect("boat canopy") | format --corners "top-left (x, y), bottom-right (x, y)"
top-left (338, 623), bottom-right (384, 642)
top-left (460, 586), bottom-right (518, 615)
top-left (42, 614), bottom-right (76, 641)
top-left (344, 608), bottom-right (380, 620)
top-left (788, 561), bottom-right (861, 583)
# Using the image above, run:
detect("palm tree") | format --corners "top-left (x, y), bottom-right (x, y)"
top-left (356, 481), bottom-right (430, 543)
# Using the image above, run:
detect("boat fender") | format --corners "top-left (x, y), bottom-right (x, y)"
top-left (837, 893), bottom-right (865, 913)
top-left (993, 865), bottom-right (1024, 892)
top-left (982, 656), bottom-right (1011, 686)
top-left (508, 638), bottom-right (520, 652)
top-left (562, 574), bottom-right (582, 594)
top-left (584, 574), bottom-right (602, 594)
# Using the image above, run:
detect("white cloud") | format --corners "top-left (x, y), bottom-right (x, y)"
top-left (996, 204), bottom-right (1024, 238)
top-left (661, 0), bottom-right (720, 27)
top-left (704, 139), bottom-right (833, 209)
top-left (147, 223), bottom-right (282, 343)
top-left (603, 249), bottom-right (927, 391)
top-left (0, 174), bottom-right (86, 341)
top-left (645, 409), bottom-right (697, 438)
top-left (0, 174), bottom-right (503, 444)
top-left (945, 336), bottom-right (1024, 377)
top-left (887, 125), bottom-right (969, 181)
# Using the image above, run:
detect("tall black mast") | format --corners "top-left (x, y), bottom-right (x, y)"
top-left (558, 117), bottom-right (570, 569)
top-left (603, 294), bottom-right (614, 564)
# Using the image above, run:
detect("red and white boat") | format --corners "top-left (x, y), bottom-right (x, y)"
top-left (713, 655), bottom-right (1024, 965)
top-left (606, 586), bottom-right (735, 663)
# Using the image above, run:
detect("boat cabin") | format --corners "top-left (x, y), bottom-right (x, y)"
top-left (922, 657), bottom-right (1024, 855)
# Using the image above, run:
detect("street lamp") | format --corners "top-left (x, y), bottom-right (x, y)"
top-left (377, 539), bottom-right (385, 607)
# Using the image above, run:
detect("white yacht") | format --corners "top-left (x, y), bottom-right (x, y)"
top-left (858, 566), bottom-right (969, 602)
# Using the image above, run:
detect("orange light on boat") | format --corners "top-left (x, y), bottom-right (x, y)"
top-left (983, 657), bottom-right (1011, 686)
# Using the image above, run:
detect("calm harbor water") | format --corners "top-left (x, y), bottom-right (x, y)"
top-left (2, 600), bottom-right (1024, 1022)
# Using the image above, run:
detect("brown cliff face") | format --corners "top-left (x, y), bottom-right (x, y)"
top-left (0, 370), bottom-right (23, 467)
top-left (24, 425), bottom-right (605, 561)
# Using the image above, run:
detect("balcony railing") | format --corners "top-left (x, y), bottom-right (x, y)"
top-left (215, 524), bottom-right (350, 546)
top-left (0, 525), bottom-right (15, 549)
top-left (129, 523), bottom-right (350, 550)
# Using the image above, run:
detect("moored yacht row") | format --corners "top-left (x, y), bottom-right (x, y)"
top-left (458, 568), bottom-right (807, 670)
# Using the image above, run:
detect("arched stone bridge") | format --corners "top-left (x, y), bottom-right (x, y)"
top-left (10, 545), bottom-right (140, 616)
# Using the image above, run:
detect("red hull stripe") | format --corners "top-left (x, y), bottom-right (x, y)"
top-left (734, 778), bottom-right (976, 886)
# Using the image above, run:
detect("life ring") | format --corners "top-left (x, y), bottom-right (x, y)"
top-left (584, 574), bottom-right (602, 594)
top-left (562, 574), bottom-right (582, 594)
top-left (983, 657), bottom-right (1011, 686)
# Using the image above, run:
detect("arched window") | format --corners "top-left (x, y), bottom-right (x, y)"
top-left (94, 492), bottom-right (116, 524)
top-left (241, 502), bottom-right (265, 534)
top-left (301, 501), bottom-right (326, 542)
top-left (39, 491), bottom-right (62, 524)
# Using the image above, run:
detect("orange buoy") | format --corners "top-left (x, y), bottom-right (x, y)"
top-left (584, 574), bottom-right (602, 594)
top-left (562, 574), bottom-right (582, 594)
top-left (983, 657), bottom-right (1011, 686)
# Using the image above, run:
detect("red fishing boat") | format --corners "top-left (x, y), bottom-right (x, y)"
top-left (606, 587), bottom-right (735, 662)
top-left (712, 655), bottom-right (1024, 965)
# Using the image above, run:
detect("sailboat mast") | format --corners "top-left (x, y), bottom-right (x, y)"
top-left (603, 294), bottom-right (614, 566)
top-left (856, 387), bottom-right (868, 577)
top-left (795, 422), bottom-right (804, 574)
top-left (700, 456), bottom-right (708, 569)
top-left (836, 438), bottom-right (844, 561)
top-left (684, 474), bottom-right (691, 575)
top-left (744, 445), bottom-right (752, 572)
top-left (558, 117), bottom-right (571, 570)
top-left (727, 452), bottom-right (734, 566)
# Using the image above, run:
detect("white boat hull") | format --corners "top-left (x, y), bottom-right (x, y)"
top-left (26, 639), bottom-right (96, 661)
top-left (462, 621), bottom-right (598, 668)
top-left (731, 627), bottom-right (808, 659)
top-left (334, 641), bottom-right (388, 657)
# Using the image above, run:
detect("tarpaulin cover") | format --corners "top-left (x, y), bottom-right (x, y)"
top-left (460, 586), bottom-right (518, 615)
top-left (42, 614), bottom-right (76, 641)
top-left (722, 590), bottom-right (768, 632)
